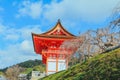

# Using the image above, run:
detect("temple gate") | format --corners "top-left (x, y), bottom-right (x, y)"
top-left (32, 20), bottom-right (76, 75)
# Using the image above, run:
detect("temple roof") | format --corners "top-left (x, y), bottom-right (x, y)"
top-left (32, 20), bottom-right (76, 39)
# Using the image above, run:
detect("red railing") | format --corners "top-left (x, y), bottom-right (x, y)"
top-left (42, 49), bottom-right (72, 54)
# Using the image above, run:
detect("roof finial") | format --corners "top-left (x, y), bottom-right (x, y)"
top-left (58, 19), bottom-right (61, 23)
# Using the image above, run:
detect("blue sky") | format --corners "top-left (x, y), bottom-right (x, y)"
top-left (0, 0), bottom-right (120, 69)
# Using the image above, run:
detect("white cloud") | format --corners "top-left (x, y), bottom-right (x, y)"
top-left (16, 1), bottom-right (42, 19)
top-left (0, 48), bottom-right (41, 69)
top-left (5, 34), bottom-right (19, 41)
top-left (44, 0), bottom-right (120, 22)
top-left (1, 24), bottom-right (42, 41)
top-left (0, 23), bottom-right (42, 69)
top-left (16, 0), bottom-right (120, 23)
top-left (20, 40), bottom-right (33, 54)
top-left (19, 25), bottom-right (42, 39)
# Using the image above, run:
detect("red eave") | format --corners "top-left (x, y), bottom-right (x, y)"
top-left (32, 33), bottom-right (76, 54)
top-left (31, 20), bottom-right (76, 56)
top-left (32, 33), bottom-right (76, 39)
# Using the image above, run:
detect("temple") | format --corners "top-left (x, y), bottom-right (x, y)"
top-left (32, 20), bottom-right (76, 75)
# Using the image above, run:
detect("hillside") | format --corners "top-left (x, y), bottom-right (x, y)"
top-left (41, 48), bottom-right (120, 80)
top-left (0, 59), bottom-right (45, 75)
top-left (18, 59), bottom-right (44, 68)
top-left (21, 65), bottom-right (45, 74)
top-left (0, 71), bottom-right (4, 75)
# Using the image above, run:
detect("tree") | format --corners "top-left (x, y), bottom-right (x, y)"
top-left (110, 2), bottom-right (120, 29)
top-left (5, 65), bottom-right (25, 80)
top-left (61, 25), bottom-right (120, 65)
top-left (60, 2), bottom-right (120, 66)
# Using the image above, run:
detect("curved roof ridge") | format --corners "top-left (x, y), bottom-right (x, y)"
top-left (33, 20), bottom-right (76, 37)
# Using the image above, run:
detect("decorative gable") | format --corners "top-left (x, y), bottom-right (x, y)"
top-left (50, 29), bottom-right (66, 35)
top-left (48, 24), bottom-right (66, 36)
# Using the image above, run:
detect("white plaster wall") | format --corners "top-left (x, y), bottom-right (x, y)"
top-left (48, 61), bottom-right (56, 71)
top-left (58, 60), bottom-right (66, 71)
top-left (47, 59), bottom-right (66, 75)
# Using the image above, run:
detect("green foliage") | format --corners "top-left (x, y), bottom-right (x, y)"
top-left (18, 59), bottom-right (44, 68)
top-left (0, 59), bottom-right (45, 79)
top-left (33, 65), bottom-right (45, 72)
top-left (19, 60), bottom-right (45, 74)
top-left (0, 67), bottom-right (8, 72)
top-left (0, 59), bottom-right (44, 73)
top-left (0, 71), bottom-right (4, 75)
top-left (41, 48), bottom-right (120, 80)
top-left (19, 65), bottom-right (45, 80)
top-left (21, 68), bottom-right (33, 74)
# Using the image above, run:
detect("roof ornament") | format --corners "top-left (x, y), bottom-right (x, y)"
top-left (58, 19), bottom-right (61, 23)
